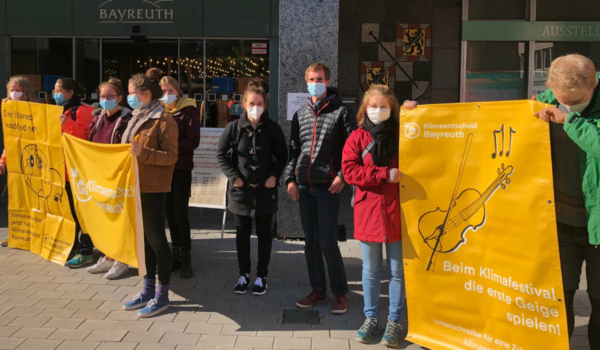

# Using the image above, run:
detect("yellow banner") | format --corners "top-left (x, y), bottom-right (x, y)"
top-left (62, 133), bottom-right (145, 276)
top-left (2, 100), bottom-right (75, 264)
top-left (400, 100), bottom-right (569, 350)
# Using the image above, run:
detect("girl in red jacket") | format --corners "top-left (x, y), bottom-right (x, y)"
top-left (342, 84), bottom-right (404, 348)
top-left (53, 78), bottom-right (96, 269)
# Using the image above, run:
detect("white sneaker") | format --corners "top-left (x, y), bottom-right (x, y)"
top-left (105, 261), bottom-right (129, 280)
top-left (86, 256), bottom-right (113, 274)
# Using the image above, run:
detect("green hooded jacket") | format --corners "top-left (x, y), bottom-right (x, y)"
top-left (537, 76), bottom-right (600, 245)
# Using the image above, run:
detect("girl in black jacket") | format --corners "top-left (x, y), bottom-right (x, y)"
top-left (216, 79), bottom-right (288, 296)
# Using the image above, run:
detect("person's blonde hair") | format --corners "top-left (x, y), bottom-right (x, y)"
top-left (305, 62), bottom-right (331, 81)
top-left (6, 75), bottom-right (35, 102)
top-left (160, 76), bottom-right (182, 98)
top-left (546, 54), bottom-right (598, 94)
top-left (242, 78), bottom-right (267, 105)
top-left (356, 84), bottom-right (400, 126)
top-left (98, 77), bottom-right (124, 97)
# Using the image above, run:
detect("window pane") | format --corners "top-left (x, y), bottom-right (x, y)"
top-left (10, 38), bottom-right (37, 76)
top-left (537, 0), bottom-right (600, 21)
top-left (465, 42), bottom-right (527, 102)
top-left (179, 40), bottom-right (204, 110)
top-left (469, 0), bottom-right (526, 20)
top-left (76, 39), bottom-right (100, 105)
top-left (533, 42), bottom-right (600, 95)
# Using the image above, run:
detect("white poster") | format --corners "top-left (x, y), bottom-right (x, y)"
top-left (287, 93), bottom-right (311, 120)
top-left (190, 128), bottom-right (227, 209)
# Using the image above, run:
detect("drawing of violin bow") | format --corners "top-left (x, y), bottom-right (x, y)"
top-left (426, 133), bottom-right (473, 272)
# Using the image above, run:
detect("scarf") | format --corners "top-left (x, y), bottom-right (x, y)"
top-left (121, 100), bottom-right (161, 143)
top-left (362, 116), bottom-right (398, 167)
top-left (63, 95), bottom-right (82, 116)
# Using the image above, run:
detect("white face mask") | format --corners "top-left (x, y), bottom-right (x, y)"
top-left (561, 100), bottom-right (591, 114)
top-left (247, 106), bottom-right (264, 121)
top-left (367, 107), bottom-right (391, 124)
top-left (9, 91), bottom-right (23, 101)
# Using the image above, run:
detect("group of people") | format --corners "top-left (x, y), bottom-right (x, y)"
top-left (0, 53), bottom-right (598, 349)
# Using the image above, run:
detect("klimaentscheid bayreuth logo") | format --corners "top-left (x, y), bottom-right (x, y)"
top-left (100, 0), bottom-right (174, 24)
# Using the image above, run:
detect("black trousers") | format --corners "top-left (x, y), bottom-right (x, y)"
top-left (557, 223), bottom-right (600, 348)
top-left (166, 170), bottom-right (192, 252)
top-left (142, 193), bottom-right (172, 285)
top-left (234, 214), bottom-right (273, 277)
top-left (65, 183), bottom-right (94, 256)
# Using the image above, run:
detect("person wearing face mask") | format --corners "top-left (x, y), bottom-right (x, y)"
top-left (532, 54), bottom-right (600, 348)
top-left (53, 78), bottom-right (96, 268)
top-left (121, 69), bottom-right (178, 318)
top-left (0, 76), bottom-right (36, 248)
top-left (342, 84), bottom-right (404, 347)
top-left (283, 63), bottom-right (357, 314)
top-left (82, 78), bottom-right (133, 280)
top-left (216, 79), bottom-right (287, 296)
top-left (159, 75), bottom-right (200, 279)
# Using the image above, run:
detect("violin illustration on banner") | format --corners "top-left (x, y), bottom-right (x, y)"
top-left (419, 133), bottom-right (514, 272)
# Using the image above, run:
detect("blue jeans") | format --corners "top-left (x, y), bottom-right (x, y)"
top-left (360, 241), bottom-right (405, 322)
top-left (298, 185), bottom-right (348, 295)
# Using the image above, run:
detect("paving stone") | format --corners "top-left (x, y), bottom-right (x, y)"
top-left (196, 335), bottom-right (236, 347)
top-left (0, 337), bottom-right (24, 350)
top-left (273, 337), bottom-right (311, 349)
top-left (96, 343), bottom-right (138, 350)
top-left (115, 321), bottom-right (153, 332)
top-left (105, 311), bottom-right (140, 321)
top-left (219, 325), bottom-right (257, 337)
top-left (56, 284), bottom-right (90, 292)
top-left (56, 341), bottom-right (101, 350)
top-left (23, 283), bottom-right (60, 291)
top-left (60, 291), bottom-right (96, 300)
top-left (65, 300), bottom-right (104, 309)
top-left (149, 322), bottom-right (189, 333)
top-left (160, 333), bottom-right (200, 346)
top-left (78, 320), bottom-right (118, 331)
top-left (330, 330), bottom-right (357, 339)
top-left (11, 327), bottom-right (56, 339)
top-left (8, 317), bottom-right (51, 328)
top-left (0, 316), bottom-right (17, 327)
top-left (29, 291), bottom-right (66, 299)
top-left (98, 301), bottom-right (127, 311)
top-left (0, 326), bottom-right (20, 337)
top-left (311, 338), bottom-right (349, 350)
top-left (293, 329), bottom-right (329, 339)
top-left (234, 336), bottom-right (273, 348)
top-left (48, 329), bottom-right (92, 341)
top-left (5, 307), bottom-right (45, 318)
top-left (43, 318), bottom-right (85, 330)
top-left (257, 327), bottom-right (293, 338)
top-left (33, 299), bottom-right (71, 308)
top-left (173, 313), bottom-right (211, 324)
top-left (86, 329), bottom-right (128, 342)
top-left (13, 339), bottom-right (62, 350)
top-left (207, 315), bottom-right (243, 326)
top-left (185, 323), bottom-right (223, 335)
top-left (1, 299), bottom-right (40, 308)
top-left (38, 308), bottom-right (78, 319)
top-left (72, 309), bottom-right (111, 321)
top-left (123, 330), bottom-right (165, 343)
top-left (92, 293), bottom-right (128, 302)
top-left (133, 344), bottom-right (175, 350)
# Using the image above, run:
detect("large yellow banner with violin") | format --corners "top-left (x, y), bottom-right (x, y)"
top-left (400, 100), bottom-right (569, 350)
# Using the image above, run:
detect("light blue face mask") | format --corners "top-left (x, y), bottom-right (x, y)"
top-left (54, 93), bottom-right (67, 106)
top-left (160, 94), bottom-right (178, 105)
top-left (307, 83), bottom-right (326, 97)
top-left (127, 94), bottom-right (143, 110)
top-left (100, 99), bottom-right (118, 111)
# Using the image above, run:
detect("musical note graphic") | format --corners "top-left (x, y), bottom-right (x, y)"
top-left (506, 127), bottom-right (517, 157)
top-left (492, 125), bottom-right (505, 159)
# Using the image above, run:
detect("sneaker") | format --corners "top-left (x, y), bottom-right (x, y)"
top-left (65, 254), bottom-right (93, 268)
top-left (105, 261), bottom-right (129, 280)
top-left (1, 240), bottom-right (7, 247)
top-left (86, 256), bottom-right (113, 274)
top-left (296, 291), bottom-right (328, 308)
top-left (356, 317), bottom-right (379, 344)
top-left (122, 292), bottom-right (152, 311)
top-left (234, 275), bottom-right (250, 294)
top-left (332, 294), bottom-right (348, 314)
top-left (381, 320), bottom-right (403, 348)
top-left (138, 298), bottom-right (170, 318)
top-left (252, 277), bottom-right (267, 296)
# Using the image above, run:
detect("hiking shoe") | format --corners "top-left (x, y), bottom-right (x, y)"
top-left (138, 298), bottom-right (170, 318)
top-left (1, 240), bottom-right (7, 247)
top-left (381, 320), bottom-right (403, 348)
top-left (105, 261), bottom-right (129, 280)
top-left (86, 256), bottom-right (113, 274)
top-left (296, 291), bottom-right (328, 308)
top-left (122, 292), bottom-right (152, 311)
top-left (234, 275), bottom-right (250, 294)
top-left (179, 251), bottom-right (193, 279)
top-left (356, 317), bottom-right (379, 344)
top-left (332, 294), bottom-right (348, 314)
top-left (171, 246), bottom-right (182, 272)
top-left (252, 277), bottom-right (267, 296)
top-left (65, 254), bottom-right (93, 268)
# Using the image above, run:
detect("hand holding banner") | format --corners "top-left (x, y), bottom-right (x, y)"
top-left (400, 100), bottom-right (569, 350)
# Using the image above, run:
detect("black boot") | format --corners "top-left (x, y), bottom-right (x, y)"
top-left (180, 251), bottom-right (193, 279)
top-left (171, 246), bottom-right (182, 272)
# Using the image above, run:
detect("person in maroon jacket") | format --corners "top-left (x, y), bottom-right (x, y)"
top-left (342, 84), bottom-right (404, 348)
top-left (159, 75), bottom-right (201, 278)
top-left (85, 77), bottom-right (134, 280)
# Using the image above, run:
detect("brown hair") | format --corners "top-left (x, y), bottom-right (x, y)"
top-left (6, 75), bottom-right (35, 102)
top-left (129, 69), bottom-right (163, 100)
top-left (98, 77), bottom-right (124, 97)
top-left (546, 54), bottom-right (598, 94)
top-left (56, 77), bottom-right (84, 97)
top-left (242, 78), bottom-right (267, 105)
top-left (305, 63), bottom-right (331, 81)
top-left (356, 84), bottom-right (400, 126)
top-left (160, 76), bottom-right (182, 98)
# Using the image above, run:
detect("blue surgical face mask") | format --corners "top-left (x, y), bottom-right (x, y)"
top-left (127, 94), bottom-right (143, 110)
top-left (54, 93), bottom-right (67, 106)
top-left (160, 94), bottom-right (178, 105)
top-left (307, 83), bottom-right (326, 97)
top-left (100, 99), bottom-right (118, 111)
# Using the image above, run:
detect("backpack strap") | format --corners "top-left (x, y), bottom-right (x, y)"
top-left (362, 140), bottom-right (376, 160)
top-left (69, 105), bottom-right (79, 121)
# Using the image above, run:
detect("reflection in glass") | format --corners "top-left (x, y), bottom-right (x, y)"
top-left (468, 0), bottom-right (526, 20)
top-left (76, 39), bottom-right (100, 104)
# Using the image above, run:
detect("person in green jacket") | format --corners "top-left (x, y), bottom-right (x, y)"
top-left (533, 54), bottom-right (599, 349)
